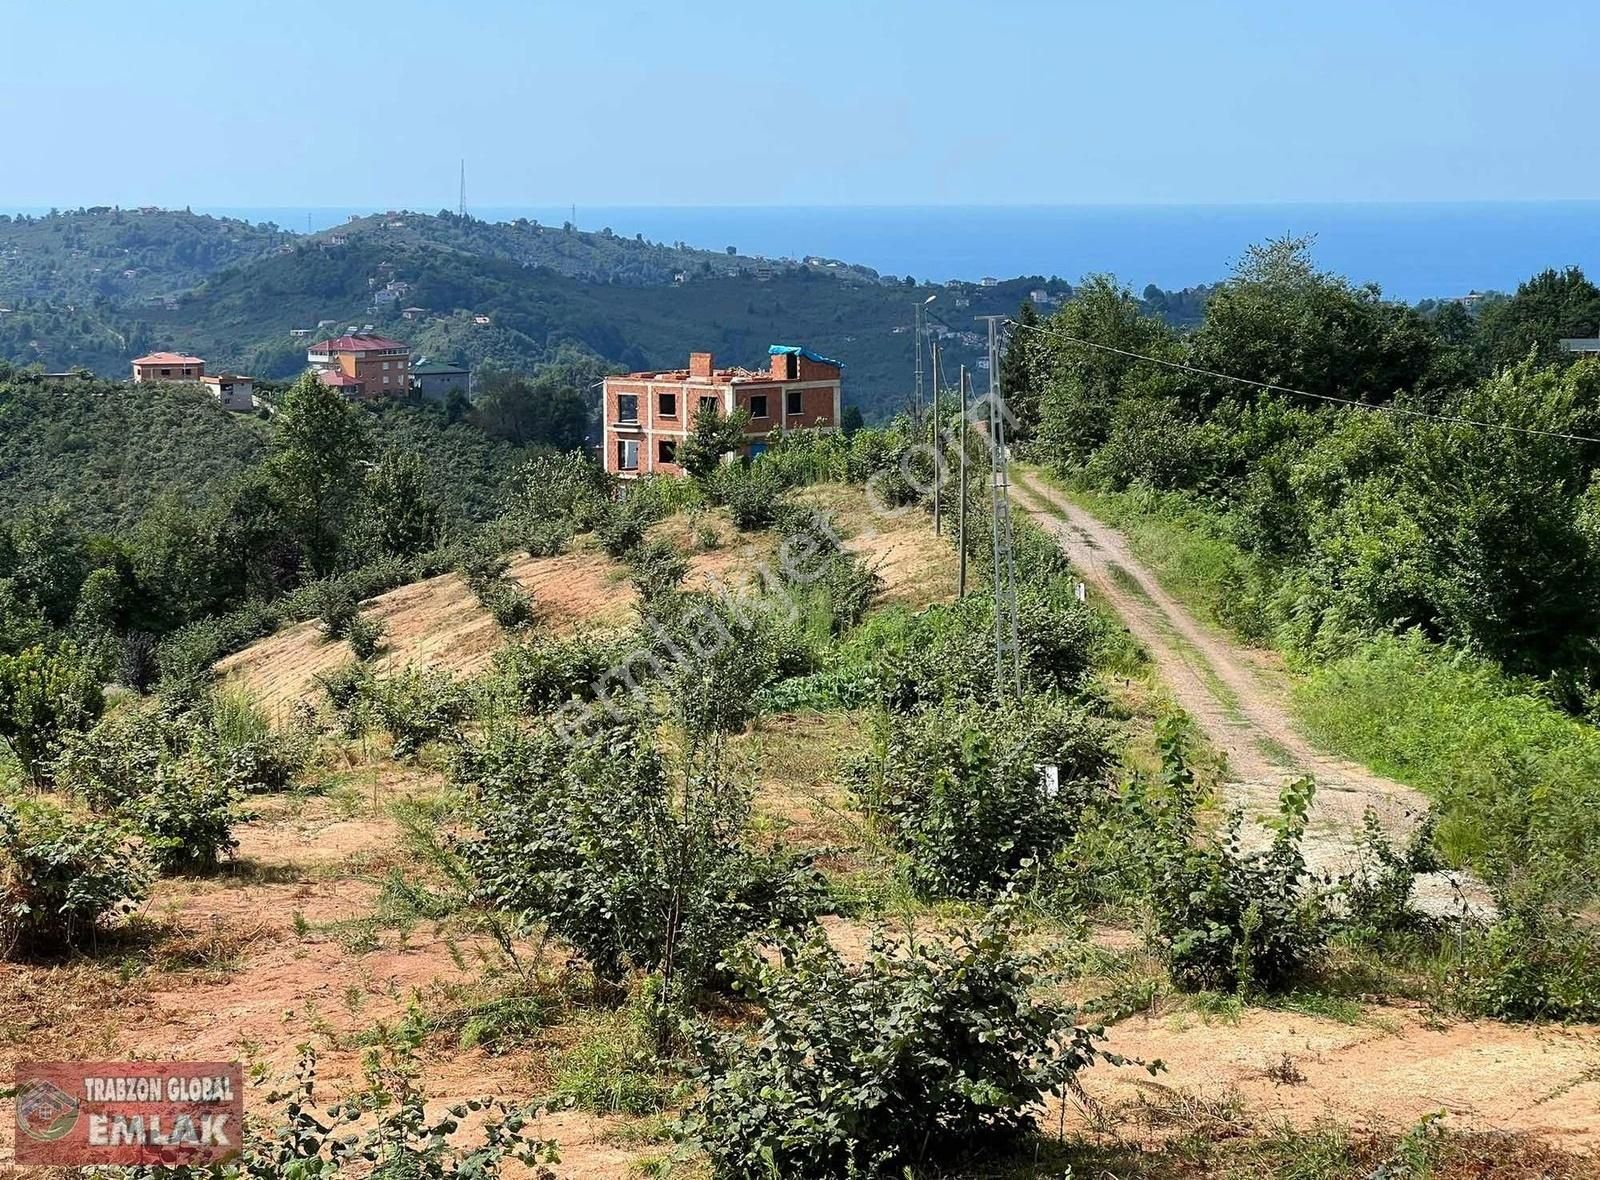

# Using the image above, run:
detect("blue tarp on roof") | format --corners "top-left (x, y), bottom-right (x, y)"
top-left (769, 344), bottom-right (844, 368)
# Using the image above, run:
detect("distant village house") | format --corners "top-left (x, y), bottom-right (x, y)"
top-left (602, 345), bottom-right (842, 479)
top-left (307, 333), bottom-right (410, 399)
top-left (132, 351), bottom-right (205, 383)
top-left (201, 372), bottom-right (255, 412)
top-left (411, 362), bottom-right (471, 401)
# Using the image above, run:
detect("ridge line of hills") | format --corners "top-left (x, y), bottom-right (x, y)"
top-left (0, 206), bottom-right (1215, 420)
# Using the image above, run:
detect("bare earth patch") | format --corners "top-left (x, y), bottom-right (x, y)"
top-left (1076, 1006), bottom-right (1600, 1151)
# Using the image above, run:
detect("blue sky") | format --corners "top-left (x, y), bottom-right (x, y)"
top-left (3, 0), bottom-right (1596, 208)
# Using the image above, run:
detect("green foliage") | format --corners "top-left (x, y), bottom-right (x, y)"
top-left (367, 666), bottom-right (473, 757)
top-left (684, 901), bottom-right (1133, 1179)
top-left (485, 631), bottom-right (626, 716)
top-left (0, 792), bottom-right (153, 957)
top-left (53, 692), bottom-right (302, 872)
top-left (626, 537), bottom-right (690, 608)
top-left (1453, 879), bottom-right (1600, 1021)
top-left (462, 715), bottom-right (820, 989)
top-left (112, 1047), bottom-right (559, 1179)
top-left (677, 403), bottom-right (753, 479)
top-left (1150, 777), bottom-right (1329, 993)
top-left (265, 370), bottom-right (372, 576)
top-left (849, 696), bottom-right (1116, 899)
top-left (1475, 265), bottom-right (1600, 370)
top-left (0, 641), bottom-right (104, 786)
top-left (471, 368), bottom-right (589, 451)
top-left (1294, 632), bottom-right (1600, 882)
top-left (705, 460), bottom-right (788, 530)
top-left (346, 613), bottom-right (388, 660)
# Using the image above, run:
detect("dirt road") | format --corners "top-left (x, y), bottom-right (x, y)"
top-left (1012, 471), bottom-right (1475, 904)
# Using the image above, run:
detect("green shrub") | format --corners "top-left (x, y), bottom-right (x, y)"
top-left (368, 666), bottom-right (472, 757)
top-left (487, 632), bottom-right (625, 715)
top-left (627, 537), bottom-right (690, 608)
top-left (1452, 877), bottom-right (1600, 1021)
top-left (0, 642), bottom-right (105, 786)
top-left (850, 696), bottom-right (1116, 899)
top-left (0, 793), bottom-right (153, 956)
top-left (311, 579), bottom-right (361, 640)
top-left (124, 762), bottom-right (240, 873)
top-left (346, 613), bottom-right (387, 660)
top-left (707, 462), bottom-right (787, 530)
top-left (318, 660), bottom-right (373, 720)
top-left (475, 578), bottom-right (536, 630)
top-left (523, 518), bottom-right (573, 558)
top-left (1150, 777), bottom-right (1329, 993)
top-left (52, 695), bottom-right (279, 872)
top-left (464, 715), bottom-right (820, 989)
top-left (685, 901), bottom-right (1136, 1179)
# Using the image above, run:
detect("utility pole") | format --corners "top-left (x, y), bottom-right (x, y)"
top-left (931, 340), bottom-right (942, 535)
top-left (913, 301), bottom-right (924, 421)
top-left (459, 159), bottom-right (466, 217)
top-left (913, 294), bottom-right (936, 423)
top-left (957, 365), bottom-right (969, 598)
top-left (977, 315), bottom-right (1021, 696)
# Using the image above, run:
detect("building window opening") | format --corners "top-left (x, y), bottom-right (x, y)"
top-left (786, 388), bottom-right (803, 415)
top-left (748, 394), bottom-right (769, 419)
top-left (618, 439), bottom-right (640, 470)
top-left (658, 439), bottom-right (676, 463)
top-left (617, 394), bottom-right (639, 421)
top-left (659, 391), bottom-right (677, 417)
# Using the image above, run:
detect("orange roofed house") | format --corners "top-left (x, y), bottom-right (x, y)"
top-left (603, 346), bottom-right (842, 478)
top-left (306, 334), bottom-right (410, 399)
top-left (131, 352), bottom-right (206, 383)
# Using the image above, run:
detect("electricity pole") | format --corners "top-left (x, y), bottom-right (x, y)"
top-left (957, 365), bottom-right (969, 597)
top-left (977, 315), bottom-right (1021, 697)
top-left (931, 340), bottom-right (942, 535)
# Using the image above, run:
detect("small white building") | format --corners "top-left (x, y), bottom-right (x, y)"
top-left (202, 373), bottom-right (255, 413)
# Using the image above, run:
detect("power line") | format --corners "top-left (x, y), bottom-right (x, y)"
top-left (1008, 319), bottom-right (1600, 446)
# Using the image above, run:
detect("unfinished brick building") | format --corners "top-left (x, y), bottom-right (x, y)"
top-left (602, 345), bottom-right (842, 478)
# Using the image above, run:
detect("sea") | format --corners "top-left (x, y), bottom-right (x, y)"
top-left (21, 202), bottom-right (1600, 303)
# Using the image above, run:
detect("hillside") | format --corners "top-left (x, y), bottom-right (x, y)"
top-left (0, 369), bottom-right (270, 531)
top-left (0, 209), bottom-right (1077, 421)
top-left (0, 368), bottom-right (542, 531)
top-left (0, 207), bottom-right (289, 304)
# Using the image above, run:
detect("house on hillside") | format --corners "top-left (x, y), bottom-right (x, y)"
top-left (132, 351), bottom-right (206, 383)
top-left (202, 372), bottom-right (255, 412)
top-left (412, 362), bottom-right (471, 401)
top-left (601, 346), bottom-right (842, 479)
top-left (1560, 337), bottom-right (1600, 355)
top-left (306, 333), bottom-right (410, 399)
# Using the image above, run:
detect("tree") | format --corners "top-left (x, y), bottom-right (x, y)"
top-left (1000, 301), bottom-right (1043, 439)
top-left (839, 405), bottom-right (865, 437)
top-left (471, 369), bottom-right (588, 451)
top-left (1476, 267), bottom-right (1600, 371)
top-left (265, 372), bottom-right (371, 576)
top-left (358, 449), bottom-right (448, 559)
top-left (677, 403), bottom-right (753, 479)
top-left (1033, 275), bottom-right (1185, 470)
top-left (1189, 236), bottom-right (1441, 409)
